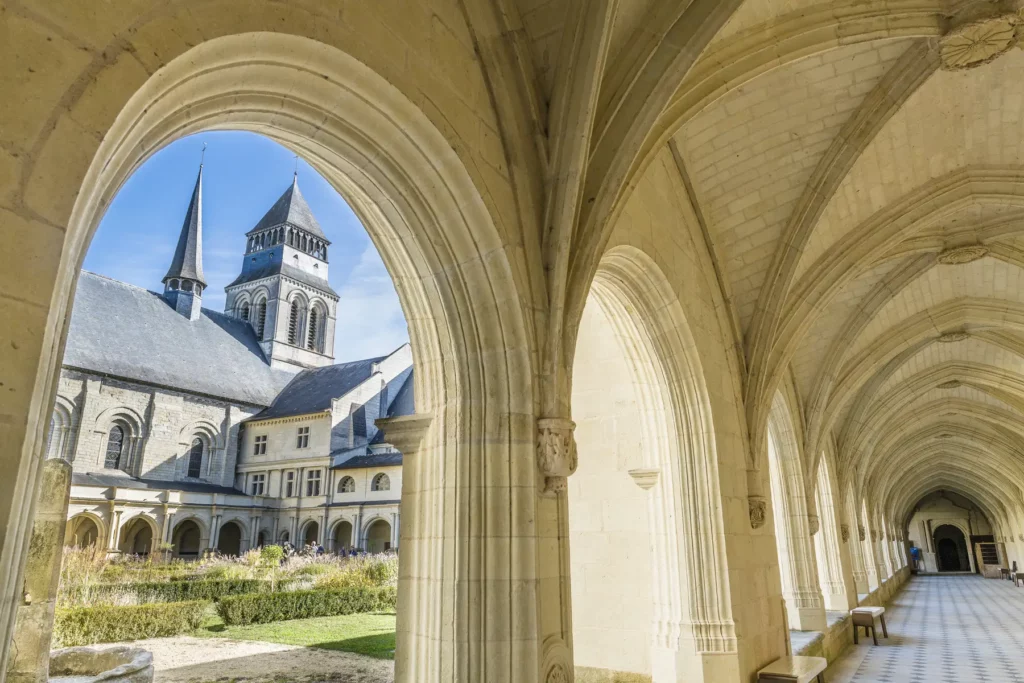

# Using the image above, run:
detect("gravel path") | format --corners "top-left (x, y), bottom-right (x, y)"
top-left (117, 636), bottom-right (394, 683)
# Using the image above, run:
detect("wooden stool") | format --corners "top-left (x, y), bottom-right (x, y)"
top-left (1012, 572), bottom-right (1024, 587)
top-left (851, 606), bottom-right (887, 646)
top-left (757, 655), bottom-right (828, 682)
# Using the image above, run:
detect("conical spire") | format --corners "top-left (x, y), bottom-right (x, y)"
top-left (163, 165), bottom-right (206, 287)
top-left (246, 175), bottom-right (329, 242)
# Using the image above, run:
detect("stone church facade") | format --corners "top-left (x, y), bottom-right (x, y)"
top-left (51, 167), bottom-right (412, 558)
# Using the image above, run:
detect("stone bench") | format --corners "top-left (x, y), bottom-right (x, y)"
top-left (851, 606), bottom-right (888, 646)
top-left (757, 655), bottom-right (828, 683)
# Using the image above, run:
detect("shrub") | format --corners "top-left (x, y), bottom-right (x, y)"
top-left (259, 545), bottom-right (284, 565)
top-left (217, 586), bottom-right (395, 625)
top-left (54, 600), bottom-right (209, 646)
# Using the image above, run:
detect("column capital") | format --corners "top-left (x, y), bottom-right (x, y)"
top-left (536, 417), bottom-right (577, 495)
top-left (808, 514), bottom-right (820, 536)
top-left (375, 413), bottom-right (433, 455)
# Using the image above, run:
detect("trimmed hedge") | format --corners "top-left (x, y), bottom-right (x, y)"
top-left (218, 586), bottom-right (397, 625)
top-left (62, 578), bottom-right (283, 605)
top-left (54, 600), bottom-right (210, 646)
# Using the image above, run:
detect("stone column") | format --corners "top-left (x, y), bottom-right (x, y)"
top-left (390, 511), bottom-right (399, 550)
top-left (769, 454), bottom-right (826, 631)
top-left (6, 459), bottom-right (72, 683)
top-left (813, 480), bottom-right (857, 611)
top-left (107, 507), bottom-right (122, 554)
top-left (209, 513), bottom-right (221, 551)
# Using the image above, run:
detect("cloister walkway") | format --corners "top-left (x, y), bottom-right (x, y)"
top-left (827, 576), bottom-right (1024, 682)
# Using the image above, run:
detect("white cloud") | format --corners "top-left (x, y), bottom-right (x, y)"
top-left (332, 245), bottom-right (409, 361)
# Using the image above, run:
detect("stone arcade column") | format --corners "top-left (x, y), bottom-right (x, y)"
top-left (813, 475), bottom-right (857, 611)
top-left (6, 459), bottom-right (71, 683)
top-left (769, 461), bottom-right (826, 631)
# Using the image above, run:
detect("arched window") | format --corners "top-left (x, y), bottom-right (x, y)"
top-left (337, 476), bottom-right (355, 493)
top-left (288, 300), bottom-right (301, 345)
top-left (306, 308), bottom-right (319, 351)
top-left (187, 438), bottom-right (203, 478)
top-left (240, 302), bottom-right (250, 322)
top-left (371, 473), bottom-right (390, 492)
top-left (256, 300), bottom-right (267, 339)
top-left (104, 425), bottom-right (125, 469)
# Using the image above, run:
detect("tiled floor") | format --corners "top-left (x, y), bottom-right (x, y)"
top-left (827, 575), bottom-right (1024, 682)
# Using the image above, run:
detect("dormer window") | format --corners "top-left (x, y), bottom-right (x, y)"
top-left (296, 426), bottom-right (310, 449)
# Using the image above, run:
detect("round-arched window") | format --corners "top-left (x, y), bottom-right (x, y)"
top-left (187, 438), bottom-right (204, 478)
top-left (371, 473), bottom-right (390, 492)
top-left (104, 425), bottom-right (125, 470)
top-left (337, 476), bottom-right (355, 493)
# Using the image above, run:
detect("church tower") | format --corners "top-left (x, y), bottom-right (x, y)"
top-left (224, 175), bottom-right (338, 371)
top-left (163, 165), bottom-right (205, 321)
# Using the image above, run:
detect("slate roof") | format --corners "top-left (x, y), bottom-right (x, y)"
top-left (225, 261), bottom-right (339, 297)
top-left (163, 166), bottom-right (206, 285)
top-left (332, 451), bottom-right (403, 470)
top-left (63, 272), bottom-right (295, 406)
top-left (246, 176), bottom-right (329, 242)
top-left (248, 354), bottom-right (389, 421)
top-left (73, 471), bottom-right (242, 495)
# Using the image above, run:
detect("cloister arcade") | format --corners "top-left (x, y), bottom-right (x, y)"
top-left (7, 2), bottom-right (1024, 682)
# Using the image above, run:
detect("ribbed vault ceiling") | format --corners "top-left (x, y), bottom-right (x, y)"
top-left (542, 0), bottom-right (1024, 531)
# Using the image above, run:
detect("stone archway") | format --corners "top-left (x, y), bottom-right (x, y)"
top-left (569, 246), bottom-right (738, 682)
top-left (217, 521), bottom-right (243, 556)
top-left (934, 524), bottom-right (970, 572)
top-left (173, 520), bottom-right (203, 558)
top-left (365, 519), bottom-right (392, 554)
top-left (302, 521), bottom-right (320, 548)
top-left (66, 515), bottom-right (102, 549)
top-left (332, 521), bottom-right (354, 552)
top-left (119, 517), bottom-right (156, 556)
top-left (7, 30), bottom-right (537, 683)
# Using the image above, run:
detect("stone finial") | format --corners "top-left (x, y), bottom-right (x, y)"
top-left (537, 418), bottom-right (577, 495)
top-left (749, 495), bottom-right (767, 529)
top-left (859, 525), bottom-right (867, 542)
top-left (939, 13), bottom-right (1018, 70)
top-left (627, 468), bottom-right (660, 490)
top-left (841, 524), bottom-right (850, 543)
top-left (937, 244), bottom-right (989, 264)
top-left (808, 514), bottom-right (820, 536)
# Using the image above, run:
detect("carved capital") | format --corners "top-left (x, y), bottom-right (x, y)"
top-left (749, 495), bottom-right (767, 529)
top-left (937, 244), bottom-right (989, 264)
top-left (537, 417), bottom-right (577, 495)
top-left (858, 525), bottom-right (866, 542)
top-left (628, 468), bottom-right (660, 490)
top-left (871, 530), bottom-right (879, 542)
top-left (841, 524), bottom-right (850, 543)
top-left (938, 331), bottom-right (970, 343)
top-left (807, 514), bottom-right (820, 536)
top-left (541, 636), bottom-right (571, 683)
top-left (545, 664), bottom-right (569, 683)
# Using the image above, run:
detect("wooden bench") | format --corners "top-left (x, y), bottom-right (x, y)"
top-left (851, 606), bottom-right (888, 646)
top-left (757, 655), bottom-right (828, 682)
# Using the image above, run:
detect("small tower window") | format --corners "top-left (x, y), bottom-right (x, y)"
top-left (256, 301), bottom-right (267, 339)
top-left (337, 476), bottom-right (355, 493)
top-left (288, 301), bottom-right (300, 345)
top-left (240, 302), bottom-right (250, 322)
top-left (371, 473), bottom-right (390, 492)
top-left (187, 437), bottom-right (203, 478)
top-left (105, 425), bottom-right (125, 470)
top-left (307, 309), bottom-right (319, 350)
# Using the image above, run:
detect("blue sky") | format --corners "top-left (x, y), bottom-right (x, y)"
top-left (85, 131), bottom-right (409, 362)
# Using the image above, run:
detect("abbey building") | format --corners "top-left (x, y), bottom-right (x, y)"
top-left (52, 166), bottom-right (412, 557)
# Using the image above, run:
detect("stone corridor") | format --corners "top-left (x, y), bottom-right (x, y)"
top-left (828, 576), bottom-right (1024, 682)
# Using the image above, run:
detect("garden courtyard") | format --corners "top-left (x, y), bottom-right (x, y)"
top-left (54, 547), bottom-right (398, 683)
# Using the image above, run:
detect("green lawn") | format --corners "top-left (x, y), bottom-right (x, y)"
top-left (195, 612), bottom-right (397, 659)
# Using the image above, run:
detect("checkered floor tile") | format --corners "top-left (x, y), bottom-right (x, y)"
top-left (827, 575), bottom-right (1024, 682)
